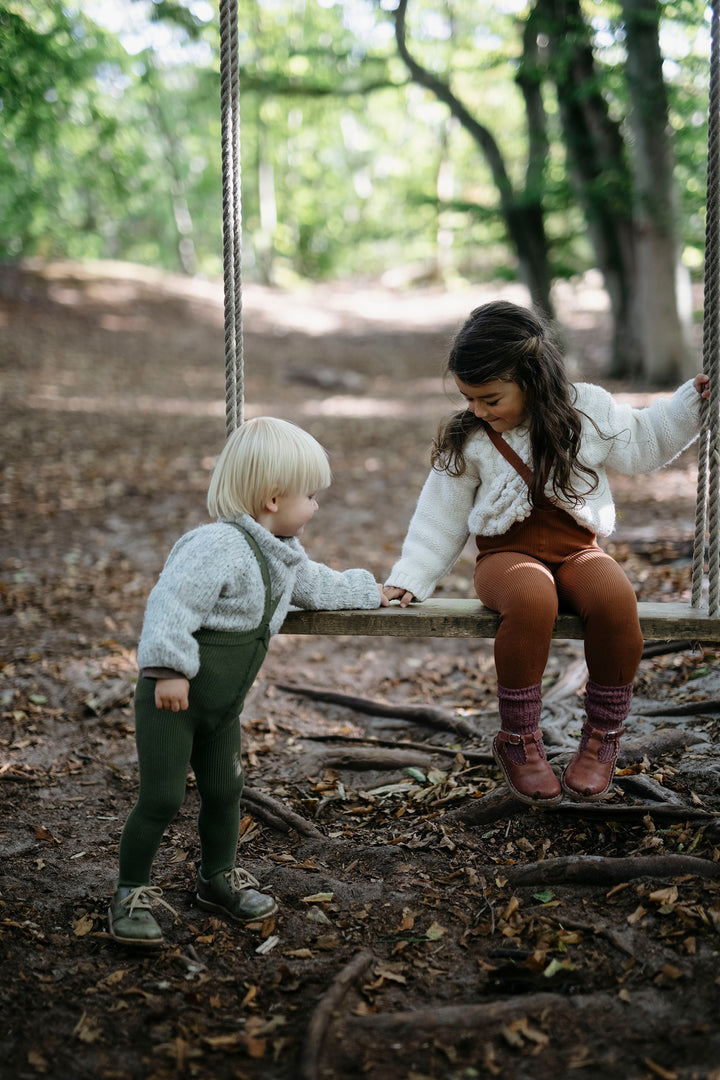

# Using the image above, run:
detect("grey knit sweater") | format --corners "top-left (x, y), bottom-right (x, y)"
top-left (137, 513), bottom-right (380, 679)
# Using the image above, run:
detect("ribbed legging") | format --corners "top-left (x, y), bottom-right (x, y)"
top-left (473, 505), bottom-right (644, 690)
top-left (118, 628), bottom-right (268, 888)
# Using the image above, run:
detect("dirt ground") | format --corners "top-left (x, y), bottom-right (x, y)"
top-left (2, 259), bottom-right (720, 1080)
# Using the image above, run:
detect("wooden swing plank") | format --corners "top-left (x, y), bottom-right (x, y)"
top-left (281, 599), bottom-right (720, 641)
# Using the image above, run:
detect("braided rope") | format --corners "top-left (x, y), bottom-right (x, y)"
top-left (693, 1), bottom-right (720, 613)
top-left (219, 0), bottom-right (243, 435)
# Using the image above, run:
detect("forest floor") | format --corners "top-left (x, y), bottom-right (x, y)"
top-left (1, 259), bottom-right (720, 1080)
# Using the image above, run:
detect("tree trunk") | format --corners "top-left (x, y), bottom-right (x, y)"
top-left (621, 0), bottom-right (694, 382)
top-left (394, 0), bottom-right (555, 317)
top-left (537, 0), bottom-right (693, 381)
top-left (536, 0), bottom-right (648, 375)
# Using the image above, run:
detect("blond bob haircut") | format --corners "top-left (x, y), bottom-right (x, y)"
top-left (207, 417), bottom-right (332, 520)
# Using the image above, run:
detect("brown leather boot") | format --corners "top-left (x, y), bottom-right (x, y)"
top-left (492, 729), bottom-right (562, 806)
top-left (561, 724), bottom-right (625, 800)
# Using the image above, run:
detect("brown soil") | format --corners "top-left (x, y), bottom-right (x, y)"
top-left (1, 260), bottom-right (719, 1080)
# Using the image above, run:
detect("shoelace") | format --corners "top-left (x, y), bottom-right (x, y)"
top-left (121, 885), bottom-right (178, 917)
top-left (225, 867), bottom-right (261, 893)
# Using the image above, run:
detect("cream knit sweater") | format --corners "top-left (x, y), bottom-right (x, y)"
top-left (137, 513), bottom-right (380, 679)
top-left (386, 379), bottom-right (702, 602)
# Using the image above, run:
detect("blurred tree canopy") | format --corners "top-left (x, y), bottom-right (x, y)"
top-left (0, 0), bottom-right (712, 378)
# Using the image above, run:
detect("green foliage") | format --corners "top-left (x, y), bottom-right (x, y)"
top-left (0, 0), bottom-right (712, 284)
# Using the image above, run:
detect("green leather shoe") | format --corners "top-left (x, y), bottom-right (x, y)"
top-left (108, 885), bottom-right (175, 947)
top-left (196, 867), bottom-right (278, 922)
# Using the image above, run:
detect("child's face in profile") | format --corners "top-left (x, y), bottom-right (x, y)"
top-left (266, 491), bottom-right (319, 537)
top-left (454, 376), bottom-right (528, 433)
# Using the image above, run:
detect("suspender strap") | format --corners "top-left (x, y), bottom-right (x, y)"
top-left (229, 523), bottom-right (281, 625)
top-left (483, 423), bottom-right (534, 488)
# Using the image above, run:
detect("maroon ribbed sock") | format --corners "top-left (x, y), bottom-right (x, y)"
top-left (582, 680), bottom-right (632, 761)
top-left (497, 684), bottom-right (543, 764)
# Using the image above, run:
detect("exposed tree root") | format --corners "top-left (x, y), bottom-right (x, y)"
top-left (275, 682), bottom-right (478, 738)
top-left (441, 786), bottom-right (521, 824)
top-left (343, 987), bottom-right (676, 1038)
top-left (241, 786), bottom-right (323, 837)
top-left (612, 773), bottom-right (684, 804)
top-left (615, 727), bottom-right (706, 762)
top-left (302, 745), bottom-right (445, 773)
top-left (640, 700), bottom-right (720, 717)
top-left (301, 733), bottom-right (494, 764)
top-left (300, 949), bottom-right (374, 1080)
top-left (442, 785), bottom-right (712, 826)
top-left (542, 658), bottom-right (588, 703)
top-left (504, 852), bottom-right (720, 887)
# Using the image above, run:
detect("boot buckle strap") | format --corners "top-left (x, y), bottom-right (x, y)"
top-left (499, 729), bottom-right (541, 746)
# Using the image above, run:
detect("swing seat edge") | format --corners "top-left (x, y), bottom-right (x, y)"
top-left (281, 599), bottom-right (720, 642)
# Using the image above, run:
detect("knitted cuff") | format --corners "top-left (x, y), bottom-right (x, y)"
top-left (584, 680), bottom-right (633, 730)
top-left (497, 683), bottom-right (543, 735)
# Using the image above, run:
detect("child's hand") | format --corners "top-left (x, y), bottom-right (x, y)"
top-left (695, 373), bottom-right (710, 399)
top-left (383, 585), bottom-right (416, 608)
top-left (155, 677), bottom-right (190, 712)
top-left (377, 584), bottom-right (390, 607)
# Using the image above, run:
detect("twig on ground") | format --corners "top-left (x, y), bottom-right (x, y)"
top-left (300, 949), bottom-right (374, 1080)
top-left (534, 912), bottom-right (635, 955)
top-left (275, 683), bottom-right (477, 738)
top-left (300, 733), bottom-right (494, 764)
top-left (241, 786), bottom-right (323, 837)
top-left (641, 640), bottom-right (700, 659)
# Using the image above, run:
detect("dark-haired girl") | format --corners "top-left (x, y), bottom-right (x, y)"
top-left (384, 300), bottom-right (709, 805)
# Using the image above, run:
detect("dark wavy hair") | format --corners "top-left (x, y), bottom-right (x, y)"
top-left (431, 300), bottom-right (599, 507)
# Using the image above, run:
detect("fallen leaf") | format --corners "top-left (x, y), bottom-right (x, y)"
top-left (648, 886), bottom-right (678, 905)
top-left (244, 1037), bottom-right (266, 1059)
top-left (27, 1049), bottom-right (49, 1073)
top-left (34, 827), bottom-right (59, 844)
top-left (543, 958), bottom-right (575, 978)
top-left (426, 921), bottom-right (446, 941)
top-left (315, 934), bottom-right (341, 950)
top-left (500, 1022), bottom-right (525, 1049)
top-left (305, 906), bottom-right (331, 925)
top-left (73, 914), bottom-right (94, 938)
top-left (501, 896), bottom-right (520, 921)
top-left (96, 969), bottom-right (127, 988)
top-left (72, 1011), bottom-right (102, 1044)
top-left (300, 892), bottom-right (333, 903)
top-left (626, 905), bottom-right (647, 925)
top-left (533, 889), bottom-right (554, 904)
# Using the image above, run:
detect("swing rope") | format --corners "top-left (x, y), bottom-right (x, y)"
top-left (219, 0), bottom-right (244, 434)
top-left (218, 0), bottom-right (720, 618)
top-left (692, 1), bottom-right (720, 615)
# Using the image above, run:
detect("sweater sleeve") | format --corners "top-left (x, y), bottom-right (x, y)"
top-left (384, 463), bottom-right (480, 601)
top-left (136, 527), bottom-right (255, 679)
top-left (581, 380), bottom-right (702, 475)
top-left (289, 550), bottom-right (381, 611)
